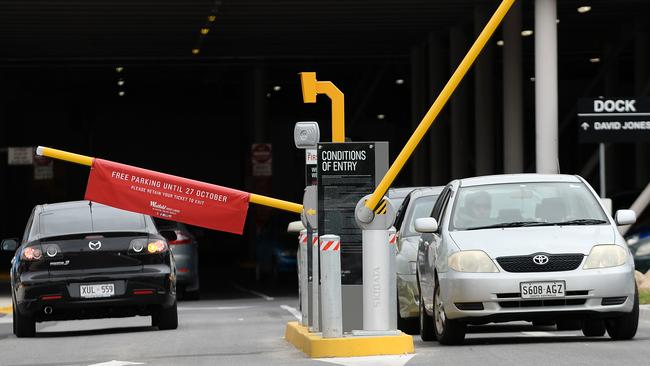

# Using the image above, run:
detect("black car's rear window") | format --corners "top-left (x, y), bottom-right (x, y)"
top-left (40, 204), bottom-right (146, 237)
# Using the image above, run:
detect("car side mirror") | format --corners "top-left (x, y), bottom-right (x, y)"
top-left (159, 230), bottom-right (178, 242)
top-left (615, 209), bottom-right (636, 226)
top-left (1, 238), bottom-right (19, 252)
top-left (287, 221), bottom-right (306, 233)
top-left (414, 217), bottom-right (438, 233)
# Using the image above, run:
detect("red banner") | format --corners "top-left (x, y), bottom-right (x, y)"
top-left (85, 159), bottom-right (250, 234)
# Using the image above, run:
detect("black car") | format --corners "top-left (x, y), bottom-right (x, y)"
top-left (1, 201), bottom-right (178, 337)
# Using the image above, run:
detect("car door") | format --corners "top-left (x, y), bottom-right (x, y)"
top-left (418, 186), bottom-right (451, 311)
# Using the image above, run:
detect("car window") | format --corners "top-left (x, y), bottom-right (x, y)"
top-left (39, 204), bottom-right (146, 237)
top-left (450, 182), bottom-right (608, 231)
top-left (431, 186), bottom-right (451, 223)
top-left (393, 193), bottom-right (412, 231)
top-left (22, 208), bottom-right (36, 243)
top-left (404, 195), bottom-right (439, 236)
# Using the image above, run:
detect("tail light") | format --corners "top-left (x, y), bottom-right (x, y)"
top-left (21, 246), bottom-right (43, 261)
top-left (169, 230), bottom-right (192, 245)
top-left (147, 240), bottom-right (168, 254)
top-left (129, 239), bottom-right (168, 254)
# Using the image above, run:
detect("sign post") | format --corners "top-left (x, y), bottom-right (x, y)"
top-left (317, 142), bottom-right (388, 331)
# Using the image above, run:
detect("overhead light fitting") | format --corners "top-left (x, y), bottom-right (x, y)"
top-left (273, 85), bottom-right (282, 91)
top-left (192, 48), bottom-right (200, 55)
top-left (589, 57), bottom-right (601, 63)
top-left (496, 40), bottom-right (504, 47)
top-left (266, 93), bottom-right (272, 98)
top-left (115, 66), bottom-right (124, 73)
top-left (208, 15), bottom-right (216, 22)
top-left (117, 79), bottom-right (125, 86)
top-left (521, 30), bottom-right (534, 37)
top-left (118, 91), bottom-right (125, 97)
top-left (577, 6), bottom-right (592, 14)
top-left (377, 114), bottom-right (386, 120)
top-left (530, 77), bottom-right (536, 82)
top-left (201, 28), bottom-right (210, 35)
top-left (395, 79), bottom-right (405, 85)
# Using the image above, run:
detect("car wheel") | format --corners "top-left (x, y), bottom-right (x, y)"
top-left (397, 295), bottom-right (419, 335)
top-left (13, 304), bottom-right (35, 338)
top-left (419, 292), bottom-right (435, 341)
top-left (157, 302), bottom-right (178, 330)
top-left (582, 320), bottom-right (606, 337)
top-left (433, 278), bottom-right (465, 345)
top-left (606, 285), bottom-right (639, 340)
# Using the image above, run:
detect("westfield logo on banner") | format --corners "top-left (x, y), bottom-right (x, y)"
top-left (85, 159), bottom-right (250, 234)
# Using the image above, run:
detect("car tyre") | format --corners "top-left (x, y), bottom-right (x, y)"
top-left (605, 286), bottom-right (639, 340)
top-left (14, 304), bottom-right (35, 338)
top-left (156, 302), bottom-right (178, 330)
top-left (582, 320), bottom-right (606, 337)
top-left (419, 292), bottom-right (435, 341)
top-left (433, 278), bottom-right (465, 345)
top-left (397, 295), bottom-right (419, 335)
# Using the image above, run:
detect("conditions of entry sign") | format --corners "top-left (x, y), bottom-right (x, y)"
top-left (317, 143), bottom-right (375, 285)
top-left (85, 159), bottom-right (250, 234)
top-left (578, 98), bottom-right (650, 143)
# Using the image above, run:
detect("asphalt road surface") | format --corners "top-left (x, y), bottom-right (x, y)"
top-left (0, 284), bottom-right (648, 366)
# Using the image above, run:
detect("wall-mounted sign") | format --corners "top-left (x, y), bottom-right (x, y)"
top-left (578, 98), bottom-right (650, 143)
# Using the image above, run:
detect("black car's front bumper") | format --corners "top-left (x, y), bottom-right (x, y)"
top-left (14, 268), bottom-right (176, 322)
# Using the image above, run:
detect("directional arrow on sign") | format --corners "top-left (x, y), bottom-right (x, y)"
top-left (581, 122), bottom-right (590, 130)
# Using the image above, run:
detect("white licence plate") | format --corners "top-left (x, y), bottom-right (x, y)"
top-left (80, 283), bottom-right (115, 298)
top-left (520, 281), bottom-right (565, 299)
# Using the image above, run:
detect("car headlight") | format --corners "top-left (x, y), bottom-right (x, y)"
top-left (635, 243), bottom-right (650, 257)
top-left (448, 250), bottom-right (499, 273)
top-left (583, 245), bottom-right (627, 269)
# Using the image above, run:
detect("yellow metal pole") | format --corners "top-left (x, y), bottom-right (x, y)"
top-left (300, 72), bottom-right (345, 143)
top-left (36, 146), bottom-right (304, 214)
top-left (364, 0), bottom-right (516, 211)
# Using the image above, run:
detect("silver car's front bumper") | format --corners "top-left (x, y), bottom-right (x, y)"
top-left (438, 263), bottom-right (636, 321)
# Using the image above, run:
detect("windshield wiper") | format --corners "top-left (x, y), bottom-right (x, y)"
top-left (466, 221), bottom-right (549, 230)
top-left (548, 218), bottom-right (608, 226)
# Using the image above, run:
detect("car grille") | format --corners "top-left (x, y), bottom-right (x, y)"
top-left (601, 296), bottom-right (627, 306)
top-left (499, 299), bottom-right (586, 308)
top-left (496, 253), bottom-right (584, 272)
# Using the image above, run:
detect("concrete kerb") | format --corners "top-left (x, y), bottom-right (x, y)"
top-left (284, 321), bottom-right (413, 358)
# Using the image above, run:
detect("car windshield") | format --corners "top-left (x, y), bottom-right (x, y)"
top-left (450, 182), bottom-right (608, 231)
top-left (405, 195), bottom-right (439, 236)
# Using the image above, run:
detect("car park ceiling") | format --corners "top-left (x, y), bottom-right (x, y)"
top-left (0, 0), bottom-right (647, 64)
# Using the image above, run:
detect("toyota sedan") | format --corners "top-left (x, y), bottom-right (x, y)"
top-left (1, 201), bottom-right (178, 337)
top-left (415, 174), bottom-right (639, 344)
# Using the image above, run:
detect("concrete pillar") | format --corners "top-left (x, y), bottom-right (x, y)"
top-left (427, 33), bottom-right (450, 185)
top-left (502, 1), bottom-right (524, 174)
top-left (449, 25), bottom-right (472, 179)
top-left (411, 44), bottom-right (428, 186)
top-left (635, 18), bottom-right (650, 188)
top-left (474, 6), bottom-right (495, 176)
top-left (534, 0), bottom-right (559, 174)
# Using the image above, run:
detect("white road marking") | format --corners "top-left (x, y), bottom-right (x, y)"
top-left (87, 361), bottom-right (144, 366)
top-left (231, 283), bottom-right (275, 301)
top-left (521, 331), bottom-right (556, 337)
top-left (178, 306), bottom-right (254, 311)
top-left (315, 354), bottom-right (415, 366)
top-left (280, 305), bottom-right (302, 320)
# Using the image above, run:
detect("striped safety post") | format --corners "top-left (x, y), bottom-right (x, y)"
top-left (319, 234), bottom-right (342, 338)
top-left (310, 231), bottom-right (319, 332)
top-left (388, 226), bottom-right (397, 330)
top-left (298, 229), bottom-right (308, 326)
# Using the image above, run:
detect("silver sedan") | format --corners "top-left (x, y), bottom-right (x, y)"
top-left (415, 174), bottom-right (639, 344)
top-left (393, 186), bottom-right (443, 334)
